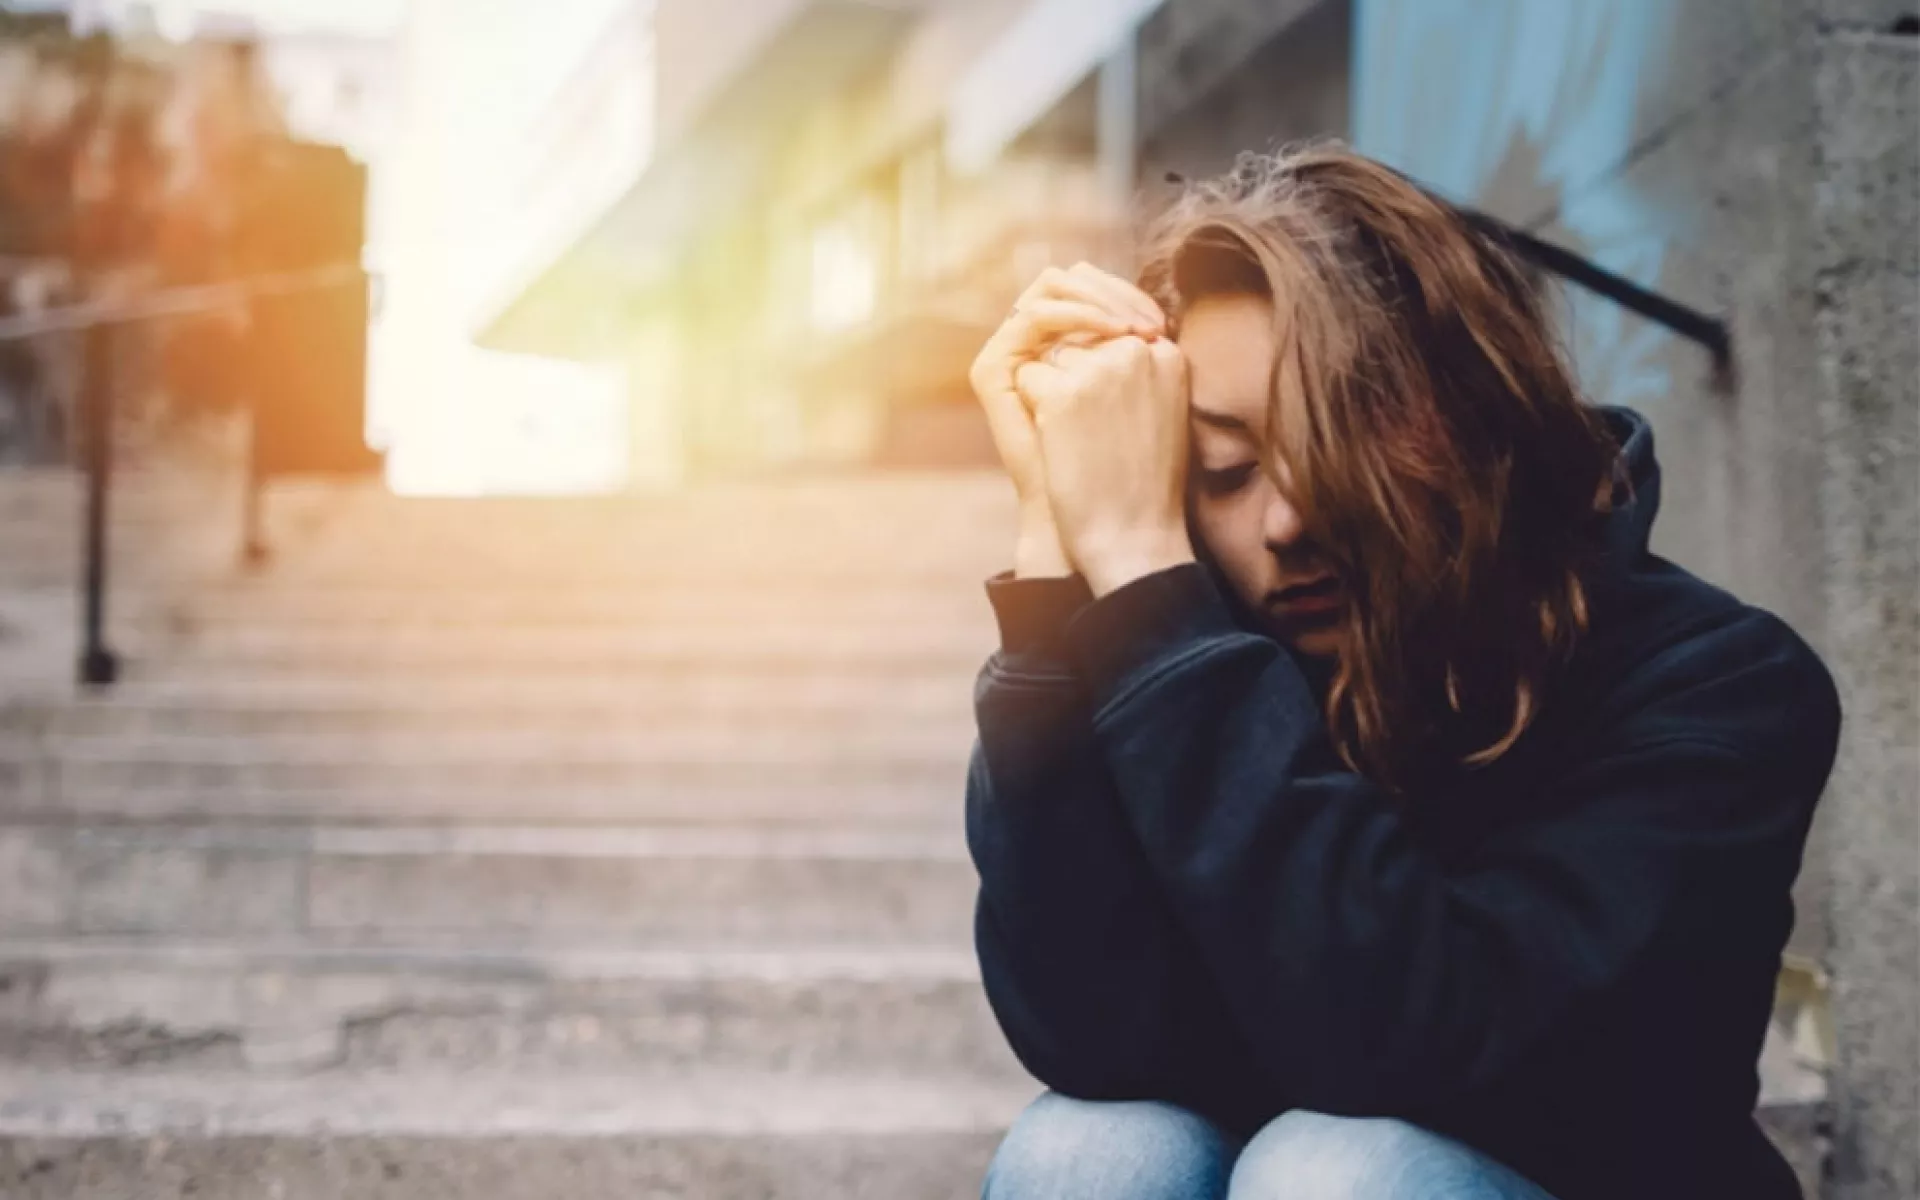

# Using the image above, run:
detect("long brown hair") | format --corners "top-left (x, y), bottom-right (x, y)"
top-left (1137, 142), bottom-right (1627, 795)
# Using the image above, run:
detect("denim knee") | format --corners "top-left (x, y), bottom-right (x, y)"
top-left (983, 1090), bottom-right (1238, 1200)
top-left (1226, 1110), bottom-right (1558, 1200)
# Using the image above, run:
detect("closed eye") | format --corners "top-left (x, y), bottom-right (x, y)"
top-left (1196, 462), bottom-right (1256, 494)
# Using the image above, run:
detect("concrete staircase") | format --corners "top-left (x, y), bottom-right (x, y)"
top-left (0, 467), bottom-right (1833, 1197)
top-left (0, 470), bottom-right (1039, 1199)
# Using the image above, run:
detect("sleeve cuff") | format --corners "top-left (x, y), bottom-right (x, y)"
top-left (1062, 561), bottom-right (1245, 708)
top-left (984, 569), bottom-right (1097, 656)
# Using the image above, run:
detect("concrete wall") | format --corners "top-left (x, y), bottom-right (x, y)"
top-left (1809, 14), bottom-right (1918, 1198)
top-left (1140, 1), bottom-right (1915, 1192)
top-left (1359, 5), bottom-right (1916, 1193)
top-left (1137, 0), bottom-right (1351, 180)
top-left (774, 0), bottom-right (1031, 210)
top-left (652, 0), bottom-right (810, 144)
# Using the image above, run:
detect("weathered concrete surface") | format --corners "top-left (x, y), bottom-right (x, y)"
top-left (4, 774), bottom-right (968, 827)
top-left (0, 675), bottom-right (974, 738)
top-left (0, 942), bottom-right (1021, 1078)
top-left (1136, 0), bottom-right (1331, 143)
top-left (1137, 0), bottom-right (1351, 182)
top-left (1820, 1), bottom-right (1920, 30)
top-left (0, 1069), bottom-right (1033, 1200)
top-left (0, 824), bottom-right (976, 943)
top-left (3, 1131), bottom-right (1004, 1200)
top-left (0, 469), bottom-right (1038, 1197)
top-left (1811, 26), bottom-right (1920, 1200)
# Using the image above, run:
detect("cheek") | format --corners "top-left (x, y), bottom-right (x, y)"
top-left (1188, 493), bottom-right (1266, 578)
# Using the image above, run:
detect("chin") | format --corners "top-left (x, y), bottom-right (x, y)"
top-left (1285, 627), bottom-right (1343, 660)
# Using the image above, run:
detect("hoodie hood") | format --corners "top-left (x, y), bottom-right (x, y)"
top-left (1593, 403), bottom-right (1661, 563)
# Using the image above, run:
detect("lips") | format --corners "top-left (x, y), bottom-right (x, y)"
top-left (1270, 575), bottom-right (1344, 617)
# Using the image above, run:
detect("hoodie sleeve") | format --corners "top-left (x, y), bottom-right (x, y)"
top-left (1056, 561), bottom-right (1843, 1117)
top-left (967, 569), bottom-right (1253, 1105)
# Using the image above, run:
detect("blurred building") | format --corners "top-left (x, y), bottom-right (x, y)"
top-left (40, 0), bottom-right (396, 157)
top-left (0, 8), bottom-right (298, 463)
top-left (480, 0), bottom-right (1144, 477)
top-left (475, 0), bottom-right (1364, 480)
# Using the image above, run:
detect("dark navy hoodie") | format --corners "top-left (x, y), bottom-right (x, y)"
top-left (965, 404), bottom-right (1842, 1200)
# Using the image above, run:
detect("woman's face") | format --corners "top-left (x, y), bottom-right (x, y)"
top-left (1178, 292), bottom-right (1348, 660)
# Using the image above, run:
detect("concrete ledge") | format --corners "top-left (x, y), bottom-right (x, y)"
top-left (0, 1068), bottom-right (1033, 1200)
top-left (6, 735), bottom-right (972, 824)
top-left (3, 776), bottom-right (963, 826)
top-left (0, 941), bottom-right (1021, 1078)
top-left (0, 824), bottom-right (977, 943)
top-left (1, 671), bottom-right (973, 739)
top-left (156, 624), bottom-right (995, 673)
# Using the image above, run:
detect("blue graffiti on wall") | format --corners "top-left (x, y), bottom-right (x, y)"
top-left (1353, 0), bottom-right (1682, 407)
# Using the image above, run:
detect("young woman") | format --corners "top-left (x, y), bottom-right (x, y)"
top-left (963, 145), bottom-right (1842, 1200)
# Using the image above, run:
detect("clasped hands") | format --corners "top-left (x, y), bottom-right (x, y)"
top-left (968, 263), bottom-right (1197, 598)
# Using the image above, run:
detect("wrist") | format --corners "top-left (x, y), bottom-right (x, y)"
top-left (1079, 529), bottom-right (1196, 597)
top-left (1015, 509), bottom-right (1074, 579)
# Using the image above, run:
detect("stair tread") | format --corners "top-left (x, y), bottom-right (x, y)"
top-left (15, 822), bottom-right (969, 860)
top-left (0, 935), bottom-right (981, 973)
top-left (6, 782), bottom-right (961, 826)
top-left (21, 731), bottom-right (973, 763)
top-left (0, 1066), bottom-right (1037, 1137)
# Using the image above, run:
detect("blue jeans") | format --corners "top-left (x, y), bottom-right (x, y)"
top-left (983, 1092), bottom-right (1559, 1199)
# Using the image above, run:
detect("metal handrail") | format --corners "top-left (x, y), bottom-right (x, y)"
top-left (1458, 211), bottom-right (1734, 376)
top-left (1379, 166), bottom-right (1735, 376)
top-left (6, 263), bottom-right (366, 686)
top-left (0, 263), bottom-right (363, 342)
top-left (1165, 166), bottom-right (1737, 378)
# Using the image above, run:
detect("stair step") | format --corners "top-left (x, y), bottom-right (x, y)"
top-left (154, 625), bottom-right (995, 672)
top-left (220, 565), bottom-right (1006, 591)
top-left (0, 1067), bottom-right (1032, 1199)
top-left (0, 825), bottom-right (977, 944)
top-left (0, 678), bottom-right (974, 738)
top-left (18, 728), bottom-right (977, 769)
top-left (4, 775), bottom-right (964, 826)
top-left (4, 739), bottom-right (970, 821)
top-left (148, 585), bottom-right (994, 630)
top-left (0, 940), bottom-right (1021, 1078)
top-left (2, 472), bottom-right (1032, 1200)
top-left (124, 655), bottom-right (985, 688)
top-left (4, 671), bottom-right (974, 709)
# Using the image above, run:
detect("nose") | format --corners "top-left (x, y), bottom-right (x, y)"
top-left (1258, 470), bottom-right (1309, 550)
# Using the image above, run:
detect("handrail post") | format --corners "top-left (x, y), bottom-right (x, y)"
top-left (78, 318), bottom-right (120, 688)
top-left (240, 295), bottom-right (269, 567)
top-left (241, 387), bottom-right (268, 566)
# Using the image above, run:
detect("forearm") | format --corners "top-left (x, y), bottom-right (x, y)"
top-left (974, 533), bottom-right (1250, 1098)
top-left (1014, 500), bottom-right (1074, 580)
top-left (967, 679), bottom-right (1245, 1103)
